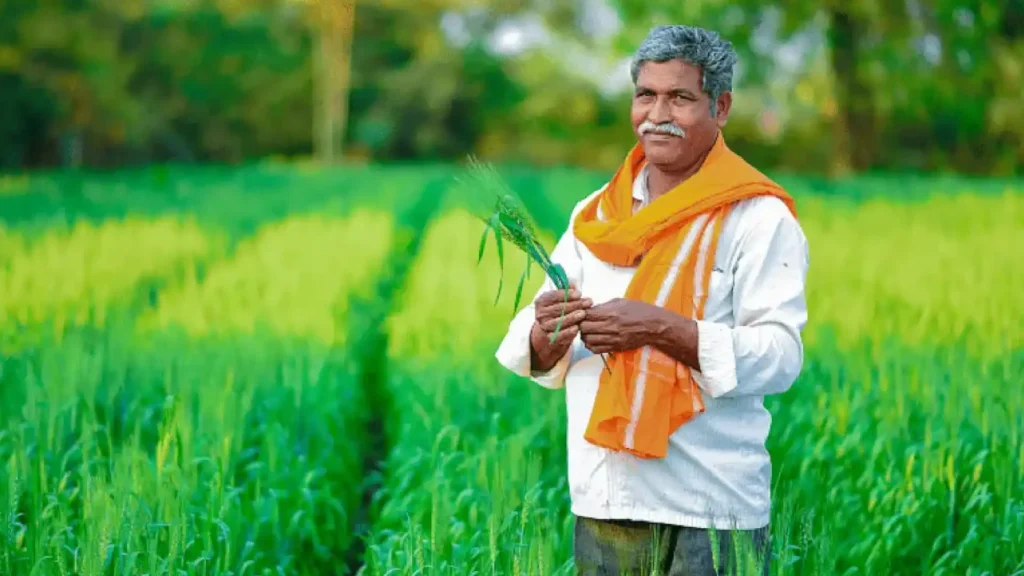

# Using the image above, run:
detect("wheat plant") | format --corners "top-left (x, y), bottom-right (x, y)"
top-left (456, 156), bottom-right (613, 373)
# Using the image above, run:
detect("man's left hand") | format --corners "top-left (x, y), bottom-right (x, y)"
top-left (579, 298), bottom-right (664, 354)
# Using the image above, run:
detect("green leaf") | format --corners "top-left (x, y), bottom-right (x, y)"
top-left (477, 221), bottom-right (489, 265)
top-left (492, 216), bottom-right (504, 272)
top-left (514, 258), bottom-right (533, 314)
top-left (515, 234), bottom-right (553, 274)
top-left (550, 309), bottom-right (566, 343)
top-left (524, 237), bottom-right (553, 268)
top-left (549, 285), bottom-right (572, 343)
top-left (490, 214), bottom-right (504, 304)
top-left (513, 265), bottom-right (528, 312)
top-left (522, 243), bottom-right (550, 275)
top-left (549, 263), bottom-right (569, 291)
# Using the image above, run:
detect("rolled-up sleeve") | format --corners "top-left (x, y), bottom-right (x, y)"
top-left (692, 202), bottom-right (809, 398)
top-left (494, 296), bottom-right (573, 389)
top-left (494, 210), bottom-right (586, 390)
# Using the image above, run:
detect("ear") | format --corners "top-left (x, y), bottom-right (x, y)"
top-left (715, 91), bottom-right (732, 127)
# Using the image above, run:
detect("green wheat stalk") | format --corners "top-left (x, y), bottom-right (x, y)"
top-left (457, 156), bottom-right (611, 373)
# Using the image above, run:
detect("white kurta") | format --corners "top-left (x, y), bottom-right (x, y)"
top-left (495, 165), bottom-right (810, 530)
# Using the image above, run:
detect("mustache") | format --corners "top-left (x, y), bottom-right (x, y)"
top-left (638, 120), bottom-right (686, 138)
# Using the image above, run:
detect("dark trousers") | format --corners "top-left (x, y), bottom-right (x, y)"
top-left (573, 516), bottom-right (771, 576)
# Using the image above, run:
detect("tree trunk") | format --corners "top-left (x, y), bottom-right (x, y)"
top-left (827, 6), bottom-right (877, 174)
top-left (313, 0), bottom-right (356, 164)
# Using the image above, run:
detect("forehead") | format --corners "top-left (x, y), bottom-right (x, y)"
top-left (635, 59), bottom-right (702, 91)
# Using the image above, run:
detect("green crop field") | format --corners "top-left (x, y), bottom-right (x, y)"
top-left (0, 164), bottom-right (1020, 576)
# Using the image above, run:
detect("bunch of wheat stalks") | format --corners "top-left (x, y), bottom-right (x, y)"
top-left (458, 157), bottom-right (611, 372)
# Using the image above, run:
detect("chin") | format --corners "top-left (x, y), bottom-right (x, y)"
top-left (641, 146), bottom-right (684, 166)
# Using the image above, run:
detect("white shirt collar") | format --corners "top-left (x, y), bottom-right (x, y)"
top-left (633, 163), bottom-right (649, 209)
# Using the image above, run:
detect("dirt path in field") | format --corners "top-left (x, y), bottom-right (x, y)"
top-left (342, 177), bottom-right (448, 575)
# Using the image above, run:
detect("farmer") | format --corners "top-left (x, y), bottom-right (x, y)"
top-left (494, 24), bottom-right (809, 575)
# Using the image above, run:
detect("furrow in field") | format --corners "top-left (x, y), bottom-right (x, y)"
top-left (0, 326), bottom-right (374, 575)
top-left (341, 177), bottom-right (448, 575)
top-left (0, 208), bottom-right (398, 575)
top-left (364, 207), bottom-right (575, 575)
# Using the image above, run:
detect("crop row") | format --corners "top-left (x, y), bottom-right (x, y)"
top-left (367, 209), bottom-right (573, 574)
top-left (0, 216), bottom-right (225, 351)
top-left (0, 205), bottom-right (400, 575)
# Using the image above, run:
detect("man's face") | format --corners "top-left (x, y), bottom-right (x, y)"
top-left (630, 59), bottom-right (731, 170)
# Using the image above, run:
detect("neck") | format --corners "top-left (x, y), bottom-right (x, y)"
top-left (644, 137), bottom-right (717, 202)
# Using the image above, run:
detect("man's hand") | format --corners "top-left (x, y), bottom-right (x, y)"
top-left (580, 297), bottom-right (701, 370)
top-left (579, 297), bottom-right (663, 355)
top-left (530, 284), bottom-right (592, 372)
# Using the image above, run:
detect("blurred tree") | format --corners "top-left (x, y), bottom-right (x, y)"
top-left (346, 0), bottom-right (594, 163)
top-left (909, 0), bottom-right (1023, 173)
top-left (604, 0), bottom-right (1022, 175)
top-left (0, 0), bottom-right (1018, 175)
top-left (0, 0), bottom-right (313, 167)
top-left (303, 0), bottom-right (355, 164)
top-left (0, 0), bottom-right (149, 167)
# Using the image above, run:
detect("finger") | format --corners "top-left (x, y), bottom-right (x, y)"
top-left (536, 287), bottom-right (582, 307)
top-left (540, 324), bottom-right (578, 353)
top-left (536, 298), bottom-right (592, 321)
top-left (540, 309), bottom-right (587, 332)
top-left (546, 295), bottom-right (592, 312)
top-left (580, 335), bottom-right (603, 353)
top-left (579, 320), bottom-right (613, 335)
top-left (583, 334), bottom-right (617, 346)
top-left (551, 325), bottom-right (579, 348)
top-left (540, 315), bottom-right (580, 334)
top-left (536, 298), bottom-right (592, 322)
top-left (582, 336), bottom-right (618, 354)
top-left (536, 288), bottom-right (578, 306)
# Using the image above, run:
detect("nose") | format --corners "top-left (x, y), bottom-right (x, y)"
top-left (649, 95), bottom-right (672, 123)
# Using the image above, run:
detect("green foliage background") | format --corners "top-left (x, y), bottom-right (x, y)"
top-left (1, 0), bottom-right (1021, 175)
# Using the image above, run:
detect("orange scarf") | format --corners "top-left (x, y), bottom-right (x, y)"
top-left (572, 134), bottom-right (797, 459)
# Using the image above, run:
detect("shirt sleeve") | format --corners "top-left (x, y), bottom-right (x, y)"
top-left (494, 201), bottom-right (588, 390)
top-left (691, 201), bottom-right (810, 398)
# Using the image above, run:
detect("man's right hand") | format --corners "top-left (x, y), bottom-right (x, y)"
top-left (529, 284), bottom-right (592, 372)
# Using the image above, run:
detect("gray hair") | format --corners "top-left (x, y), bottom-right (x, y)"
top-left (630, 25), bottom-right (738, 117)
